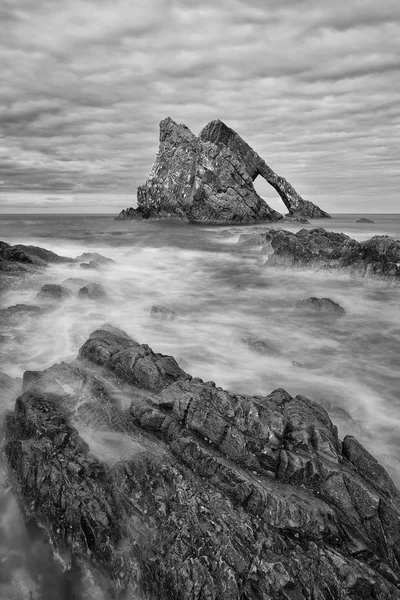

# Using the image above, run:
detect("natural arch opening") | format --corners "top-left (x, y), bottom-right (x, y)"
top-left (252, 175), bottom-right (288, 216)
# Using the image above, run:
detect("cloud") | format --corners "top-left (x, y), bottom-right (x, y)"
top-left (0, 0), bottom-right (399, 212)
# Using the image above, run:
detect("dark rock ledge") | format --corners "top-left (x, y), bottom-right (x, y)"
top-left (116, 118), bottom-right (330, 224)
top-left (237, 227), bottom-right (400, 283)
top-left (4, 325), bottom-right (400, 599)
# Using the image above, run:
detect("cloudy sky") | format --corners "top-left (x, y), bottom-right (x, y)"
top-left (0, 0), bottom-right (399, 214)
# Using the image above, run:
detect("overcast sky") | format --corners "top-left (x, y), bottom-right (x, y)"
top-left (0, 0), bottom-right (399, 214)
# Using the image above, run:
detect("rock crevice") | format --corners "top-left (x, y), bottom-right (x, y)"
top-left (5, 326), bottom-right (400, 599)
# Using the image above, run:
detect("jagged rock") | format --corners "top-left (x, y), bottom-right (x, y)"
top-left (295, 297), bottom-right (345, 315)
top-left (199, 120), bottom-right (331, 219)
top-left (77, 283), bottom-right (107, 300)
top-left (244, 228), bottom-right (400, 283)
top-left (150, 305), bottom-right (178, 321)
top-left (36, 284), bottom-right (72, 302)
top-left (242, 337), bottom-right (280, 355)
top-left (118, 118), bottom-right (329, 224)
top-left (357, 218), bottom-right (375, 223)
top-left (5, 326), bottom-right (400, 599)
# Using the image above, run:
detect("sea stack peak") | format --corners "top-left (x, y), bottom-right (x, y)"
top-left (116, 118), bottom-right (331, 224)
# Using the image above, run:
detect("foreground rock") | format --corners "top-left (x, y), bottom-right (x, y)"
top-left (236, 227), bottom-right (400, 283)
top-left (295, 297), bottom-right (345, 315)
top-left (0, 241), bottom-right (71, 294)
top-left (116, 118), bottom-right (330, 224)
top-left (5, 326), bottom-right (400, 599)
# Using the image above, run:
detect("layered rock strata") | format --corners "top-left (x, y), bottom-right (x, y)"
top-left (116, 118), bottom-right (330, 224)
top-left (5, 325), bottom-right (400, 599)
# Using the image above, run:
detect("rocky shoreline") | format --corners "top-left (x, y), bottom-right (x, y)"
top-left (4, 324), bottom-right (400, 598)
top-left (1, 229), bottom-right (400, 599)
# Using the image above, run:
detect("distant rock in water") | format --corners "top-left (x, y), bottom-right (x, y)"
top-left (73, 252), bottom-right (114, 270)
top-left (295, 297), bottom-right (345, 315)
top-left (357, 217), bottom-right (375, 223)
top-left (116, 117), bottom-right (330, 224)
top-left (150, 305), bottom-right (178, 321)
top-left (242, 337), bottom-right (280, 355)
top-left (115, 207), bottom-right (143, 221)
top-left (5, 325), bottom-right (400, 598)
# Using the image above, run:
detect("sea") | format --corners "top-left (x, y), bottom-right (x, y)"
top-left (0, 212), bottom-right (399, 599)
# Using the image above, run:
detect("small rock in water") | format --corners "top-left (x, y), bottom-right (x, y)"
top-left (295, 297), bottom-right (345, 315)
top-left (74, 252), bottom-right (114, 265)
top-left (78, 283), bottom-right (107, 300)
top-left (150, 305), bottom-right (178, 321)
top-left (242, 337), bottom-right (280, 356)
top-left (357, 218), bottom-right (375, 223)
top-left (36, 284), bottom-right (71, 302)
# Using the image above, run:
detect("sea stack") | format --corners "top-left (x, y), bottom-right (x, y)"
top-left (116, 118), bottom-right (331, 224)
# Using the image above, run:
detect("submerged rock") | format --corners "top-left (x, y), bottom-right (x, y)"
top-left (78, 283), bottom-right (107, 300)
top-left (5, 326), bottom-right (400, 599)
top-left (150, 305), bottom-right (178, 321)
top-left (242, 337), bottom-right (280, 355)
top-left (36, 284), bottom-right (72, 302)
top-left (117, 118), bottom-right (330, 224)
top-left (295, 297), bottom-right (345, 315)
top-left (357, 218), bottom-right (375, 223)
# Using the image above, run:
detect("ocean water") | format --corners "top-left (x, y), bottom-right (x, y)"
top-left (0, 212), bottom-right (400, 598)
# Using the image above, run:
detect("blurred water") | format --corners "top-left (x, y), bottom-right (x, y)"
top-left (0, 212), bottom-right (400, 598)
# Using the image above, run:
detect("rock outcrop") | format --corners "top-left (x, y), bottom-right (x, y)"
top-left (117, 118), bottom-right (330, 224)
top-left (5, 325), bottom-right (400, 599)
top-left (236, 228), bottom-right (400, 283)
top-left (0, 241), bottom-right (71, 294)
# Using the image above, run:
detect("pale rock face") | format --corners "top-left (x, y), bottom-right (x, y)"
top-left (117, 117), bottom-right (331, 223)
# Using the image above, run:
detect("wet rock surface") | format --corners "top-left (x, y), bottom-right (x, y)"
top-left (5, 325), bottom-right (400, 599)
top-left (36, 284), bottom-right (72, 302)
top-left (0, 241), bottom-right (71, 294)
top-left (78, 283), bottom-right (107, 300)
top-left (235, 227), bottom-right (400, 283)
top-left (117, 118), bottom-right (329, 224)
top-left (295, 297), bottom-right (345, 315)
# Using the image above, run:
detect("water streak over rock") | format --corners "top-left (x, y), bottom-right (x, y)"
top-left (5, 326), bottom-right (400, 599)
